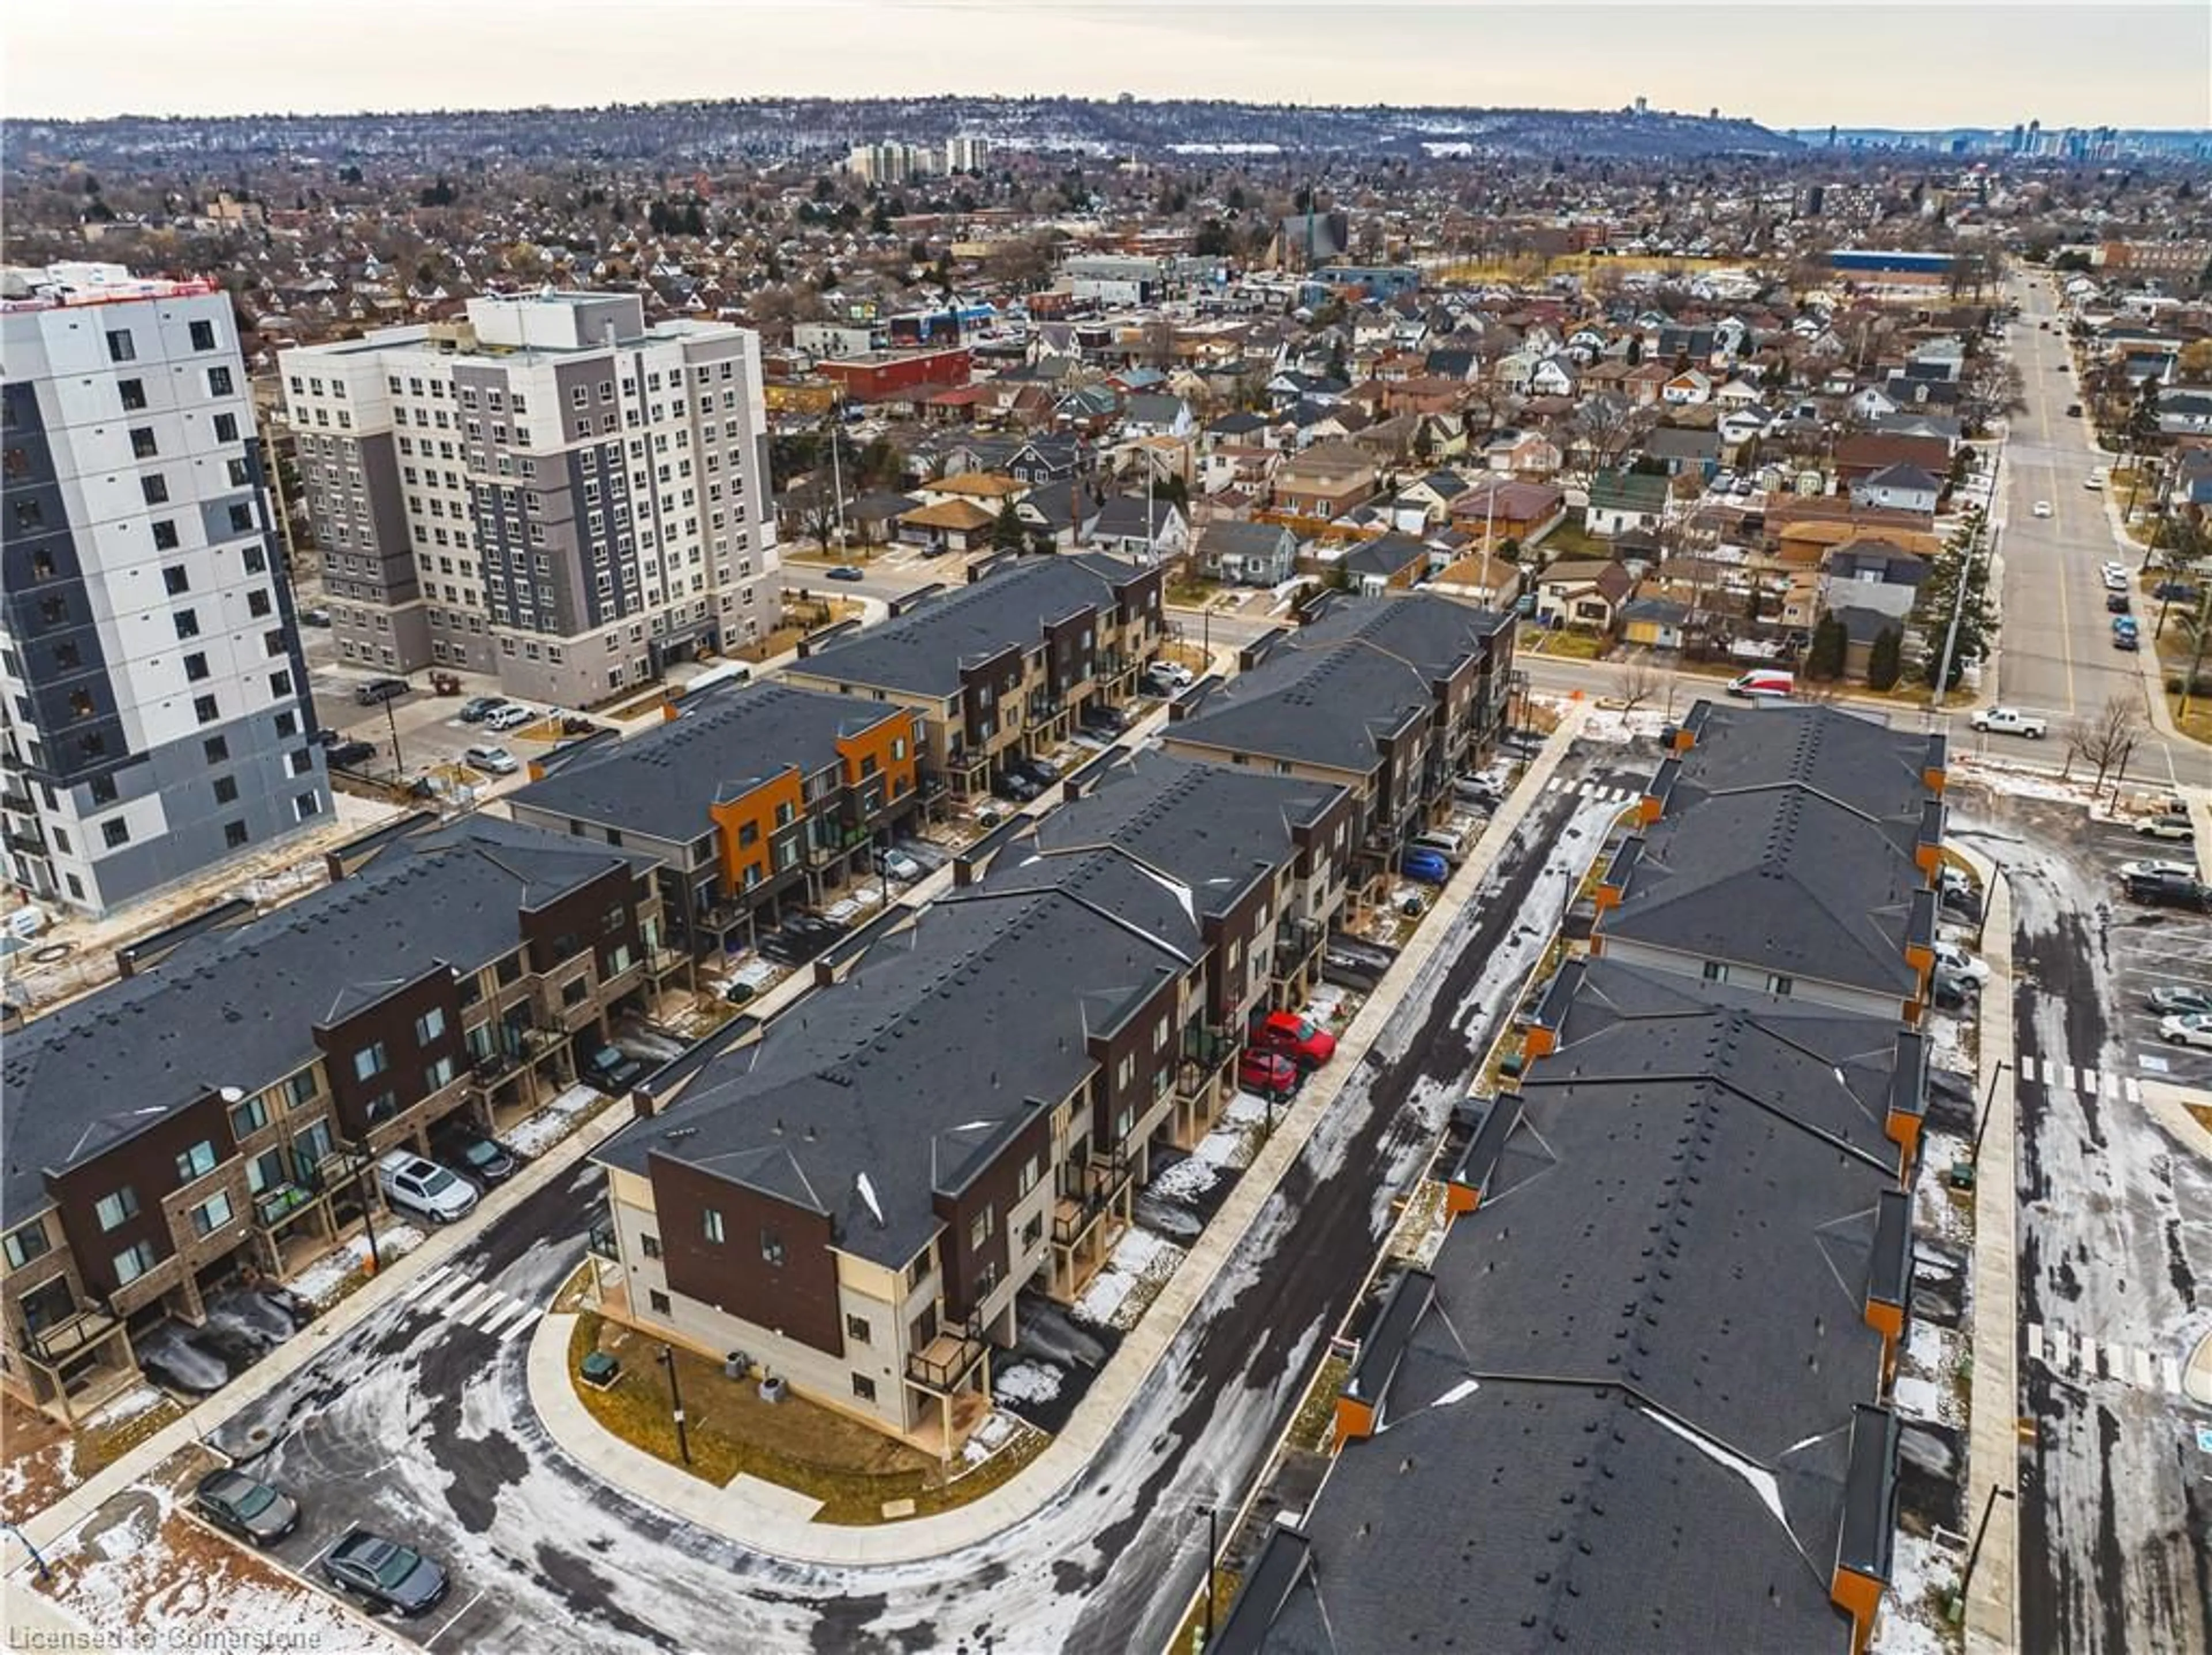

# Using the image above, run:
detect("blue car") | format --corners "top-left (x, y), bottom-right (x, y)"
top-left (1401, 847), bottom-right (1451, 884)
top-left (826, 565), bottom-right (866, 582)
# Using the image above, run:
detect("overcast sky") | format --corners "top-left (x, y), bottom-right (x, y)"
top-left (12, 1), bottom-right (2210, 129)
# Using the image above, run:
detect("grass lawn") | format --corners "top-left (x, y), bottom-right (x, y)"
top-left (1286, 1355), bottom-right (1351, 1455)
top-left (1, 1391), bottom-right (185, 1526)
top-left (567, 1312), bottom-right (1047, 1524)
top-left (1534, 518), bottom-right (1608, 562)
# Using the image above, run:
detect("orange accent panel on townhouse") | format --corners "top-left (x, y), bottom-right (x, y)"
top-left (710, 770), bottom-right (805, 895)
top-left (836, 713), bottom-right (922, 802)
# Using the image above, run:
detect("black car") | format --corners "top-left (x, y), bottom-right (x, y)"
top-left (323, 738), bottom-right (377, 769)
top-left (1006, 755), bottom-right (1059, 789)
top-left (2125, 870), bottom-right (2212, 911)
top-left (321, 1528), bottom-right (449, 1616)
top-left (585, 1045), bottom-right (649, 1095)
top-left (432, 1123), bottom-right (520, 1186)
top-left (2065, 403), bottom-right (2083, 418)
top-left (991, 770), bottom-right (1040, 804)
top-left (192, 1470), bottom-right (300, 1545)
top-left (2107, 592), bottom-right (2132, 615)
top-left (1080, 704), bottom-right (1128, 735)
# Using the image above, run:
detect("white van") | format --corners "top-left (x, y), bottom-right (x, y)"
top-left (1728, 669), bottom-right (1795, 700)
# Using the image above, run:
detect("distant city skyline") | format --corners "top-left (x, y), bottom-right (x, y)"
top-left (11, 1), bottom-right (2209, 129)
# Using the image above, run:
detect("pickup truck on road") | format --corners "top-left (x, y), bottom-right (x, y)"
top-left (1971, 707), bottom-right (2049, 739)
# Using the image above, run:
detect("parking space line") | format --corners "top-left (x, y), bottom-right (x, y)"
top-left (422, 1589), bottom-right (486, 1649)
top-left (2162, 1357), bottom-right (2183, 1393)
top-left (396, 1264), bottom-right (454, 1304)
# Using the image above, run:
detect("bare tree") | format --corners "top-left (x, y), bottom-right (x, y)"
top-left (1616, 654), bottom-right (1661, 715)
top-left (2067, 693), bottom-right (2144, 799)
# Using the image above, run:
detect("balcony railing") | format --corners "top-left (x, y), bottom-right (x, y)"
top-left (587, 1218), bottom-right (620, 1262)
top-left (1274, 915), bottom-right (1324, 962)
top-left (253, 1180), bottom-right (318, 1229)
top-left (22, 1302), bottom-right (123, 1364)
top-left (906, 1323), bottom-right (989, 1393)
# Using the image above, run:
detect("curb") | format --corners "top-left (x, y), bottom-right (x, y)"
top-left (1955, 844), bottom-right (2020, 1655)
top-left (520, 706), bottom-right (1596, 1566)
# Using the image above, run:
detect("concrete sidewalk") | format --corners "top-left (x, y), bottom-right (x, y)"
top-left (522, 702), bottom-right (1597, 1565)
top-left (1957, 846), bottom-right (2021, 1655)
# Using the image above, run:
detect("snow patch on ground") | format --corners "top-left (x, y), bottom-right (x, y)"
top-left (78, 1385), bottom-right (170, 1431)
top-left (1150, 1101), bottom-right (1269, 1204)
top-left (1070, 1228), bottom-right (1187, 1331)
top-left (506, 1081), bottom-right (607, 1158)
top-left (289, 1222), bottom-right (428, 1308)
top-left (1923, 1009), bottom-right (1975, 1078)
top-left (1576, 705), bottom-right (1674, 744)
top-left (1911, 1130), bottom-right (1975, 1252)
top-left (1891, 1373), bottom-right (1942, 1419)
top-left (959, 1410), bottom-right (1023, 1468)
top-left (1949, 755), bottom-right (2100, 808)
top-left (821, 886), bottom-right (885, 925)
top-left (1872, 1528), bottom-right (1963, 1655)
top-left (993, 1362), bottom-right (1063, 1406)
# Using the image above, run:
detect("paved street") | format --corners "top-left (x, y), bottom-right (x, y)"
top-left (207, 749), bottom-right (1638, 1653)
top-left (1950, 786), bottom-right (2212, 1655)
top-left (1997, 274), bottom-right (2188, 788)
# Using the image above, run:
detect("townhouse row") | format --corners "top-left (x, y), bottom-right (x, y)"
top-left (0, 816), bottom-right (668, 1421)
top-left (1218, 698), bottom-right (1952, 1655)
top-left (0, 548), bottom-right (1513, 1429)
top-left (582, 585), bottom-right (1514, 1447)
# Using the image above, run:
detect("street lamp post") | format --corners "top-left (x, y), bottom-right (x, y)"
top-left (658, 1344), bottom-right (691, 1465)
top-left (1199, 1502), bottom-right (1220, 1648)
top-left (344, 1136), bottom-right (381, 1271)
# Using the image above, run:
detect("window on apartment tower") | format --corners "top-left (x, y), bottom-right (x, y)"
top-left (188, 319), bottom-right (217, 351)
top-left (105, 328), bottom-right (135, 362)
top-left (207, 365), bottom-right (234, 396)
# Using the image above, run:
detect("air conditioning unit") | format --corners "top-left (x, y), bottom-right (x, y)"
top-left (724, 1350), bottom-right (751, 1381)
top-left (758, 1373), bottom-right (787, 1404)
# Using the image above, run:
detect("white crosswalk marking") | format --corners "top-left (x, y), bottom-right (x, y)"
top-left (2124, 1077), bottom-right (2143, 1104)
top-left (396, 1264), bottom-right (454, 1304)
top-left (2132, 1348), bottom-right (2157, 1389)
top-left (502, 1307), bottom-right (544, 1340)
top-left (1544, 776), bottom-right (1566, 793)
top-left (453, 1290), bottom-right (514, 1329)
top-left (441, 1283), bottom-right (498, 1321)
top-left (2162, 1357), bottom-right (2183, 1393)
top-left (415, 1276), bottom-right (474, 1314)
top-left (2025, 1323), bottom-right (2184, 1393)
top-left (2075, 1066), bottom-right (2096, 1096)
top-left (476, 1299), bottom-right (532, 1336)
top-left (2046, 1326), bottom-right (2071, 1371)
top-left (2027, 1324), bottom-right (2044, 1364)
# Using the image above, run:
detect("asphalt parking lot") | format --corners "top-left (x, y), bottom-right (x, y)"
top-left (2076, 815), bottom-right (2212, 1088)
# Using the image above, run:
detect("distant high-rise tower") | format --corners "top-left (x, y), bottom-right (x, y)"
top-left (2, 262), bottom-right (331, 915)
top-left (942, 135), bottom-right (988, 174)
top-left (1633, 95), bottom-right (1647, 117)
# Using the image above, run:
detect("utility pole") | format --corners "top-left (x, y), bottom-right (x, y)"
top-left (658, 1345), bottom-right (691, 1465)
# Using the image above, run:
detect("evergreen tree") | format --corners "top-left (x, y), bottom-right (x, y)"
top-left (1914, 508), bottom-right (1998, 690)
top-left (1806, 613), bottom-right (1850, 681)
top-left (992, 499), bottom-right (1027, 555)
top-left (1866, 625), bottom-right (1904, 691)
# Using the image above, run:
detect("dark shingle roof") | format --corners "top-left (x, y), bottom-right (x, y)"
top-left (788, 554), bottom-right (1147, 697)
top-left (511, 680), bottom-right (910, 839)
top-left (1, 820), bottom-right (647, 1221)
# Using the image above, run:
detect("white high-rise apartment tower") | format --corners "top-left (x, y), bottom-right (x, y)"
top-left (277, 291), bottom-right (781, 708)
top-left (2, 263), bottom-right (332, 916)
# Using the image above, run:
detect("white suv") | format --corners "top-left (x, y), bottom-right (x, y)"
top-left (376, 1152), bottom-right (479, 1224)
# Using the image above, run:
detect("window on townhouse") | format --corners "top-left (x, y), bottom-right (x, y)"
top-left (703, 1209), bottom-right (725, 1244)
top-left (228, 1093), bottom-right (268, 1139)
top-left (640, 1233), bottom-right (662, 1259)
top-left (969, 1207), bottom-right (994, 1251)
top-left (3, 1220), bottom-right (52, 1271)
top-left (176, 1140), bottom-right (218, 1181)
top-left (760, 1227), bottom-right (785, 1265)
top-left (648, 1290), bottom-right (672, 1315)
top-left (190, 1191), bottom-right (234, 1238)
top-left (846, 1314), bottom-right (872, 1345)
top-left (353, 1041), bottom-right (388, 1082)
top-left (95, 1187), bottom-right (140, 1231)
top-left (851, 1374), bottom-right (877, 1403)
top-left (415, 1006), bottom-right (446, 1045)
top-left (113, 1241), bottom-right (158, 1285)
